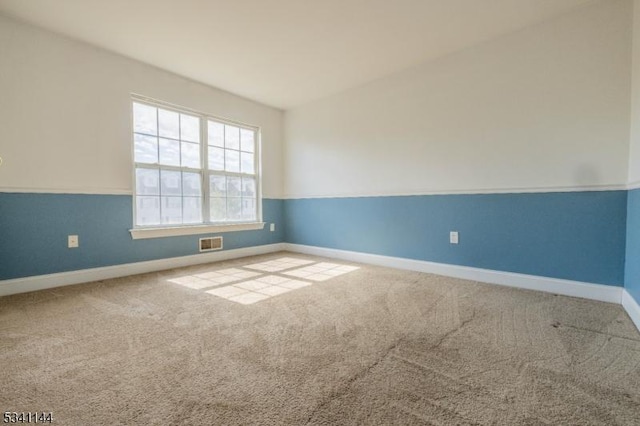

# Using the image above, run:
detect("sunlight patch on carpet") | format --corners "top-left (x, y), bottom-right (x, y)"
top-left (283, 263), bottom-right (359, 281)
top-left (167, 257), bottom-right (360, 304)
top-left (243, 257), bottom-right (314, 272)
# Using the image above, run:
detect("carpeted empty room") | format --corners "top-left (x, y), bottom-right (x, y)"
top-left (2, 252), bottom-right (639, 424)
top-left (4, 0), bottom-right (640, 425)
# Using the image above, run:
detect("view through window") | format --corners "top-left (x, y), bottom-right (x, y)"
top-left (132, 98), bottom-right (259, 227)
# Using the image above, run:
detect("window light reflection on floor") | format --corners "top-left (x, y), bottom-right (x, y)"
top-left (166, 257), bottom-right (360, 304)
top-left (282, 262), bottom-right (359, 281)
top-left (243, 257), bottom-right (314, 272)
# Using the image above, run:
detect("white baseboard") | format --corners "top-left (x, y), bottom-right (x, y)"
top-left (283, 243), bottom-right (623, 304)
top-left (0, 243), bottom-right (286, 297)
top-left (622, 289), bottom-right (640, 331)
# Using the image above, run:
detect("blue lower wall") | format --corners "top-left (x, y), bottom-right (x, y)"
top-left (284, 191), bottom-right (627, 286)
top-left (0, 191), bottom-right (630, 287)
top-left (625, 189), bottom-right (640, 301)
top-left (0, 194), bottom-right (284, 280)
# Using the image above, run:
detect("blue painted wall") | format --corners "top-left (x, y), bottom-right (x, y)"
top-left (0, 191), bottom-right (630, 287)
top-left (0, 194), bottom-right (284, 280)
top-left (284, 191), bottom-right (628, 286)
top-left (625, 189), bottom-right (640, 301)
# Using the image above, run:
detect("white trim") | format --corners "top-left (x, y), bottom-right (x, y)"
top-left (3, 181), bottom-right (639, 198)
top-left (283, 183), bottom-right (629, 199)
top-left (0, 187), bottom-right (282, 199)
top-left (0, 187), bottom-right (132, 195)
top-left (283, 244), bottom-right (623, 304)
top-left (622, 289), bottom-right (640, 331)
top-left (628, 181), bottom-right (640, 191)
top-left (0, 243), bottom-right (285, 297)
top-left (129, 222), bottom-right (265, 239)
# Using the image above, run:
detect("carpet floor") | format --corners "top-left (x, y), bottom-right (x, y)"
top-left (1, 252), bottom-right (639, 425)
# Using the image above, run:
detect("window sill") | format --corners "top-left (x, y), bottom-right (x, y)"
top-left (129, 222), bottom-right (265, 240)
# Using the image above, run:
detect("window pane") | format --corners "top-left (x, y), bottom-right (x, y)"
top-left (210, 198), bottom-right (226, 221)
top-left (240, 152), bottom-right (254, 174)
top-left (225, 125), bottom-right (240, 150)
top-left (161, 170), bottom-right (182, 196)
top-left (133, 100), bottom-right (261, 228)
top-left (183, 197), bottom-right (202, 223)
top-left (136, 196), bottom-right (160, 226)
top-left (134, 134), bottom-right (158, 164)
top-left (241, 198), bottom-right (256, 221)
top-left (227, 198), bottom-right (242, 220)
top-left (209, 175), bottom-right (226, 197)
top-left (159, 138), bottom-right (180, 166)
top-left (182, 172), bottom-right (201, 196)
top-left (161, 196), bottom-right (182, 224)
top-left (136, 168), bottom-right (159, 195)
top-left (225, 149), bottom-right (240, 173)
top-left (208, 147), bottom-right (224, 171)
top-left (227, 176), bottom-right (241, 197)
top-left (240, 129), bottom-right (254, 153)
top-left (158, 109), bottom-right (179, 139)
top-left (133, 103), bottom-right (157, 135)
top-left (181, 142), bottom-right (200, 169)
top-left (208, 121), bottom-right (224, 147)
top-left (241, 177), bottom-right (255, 197)
top-left (180, 114), bottom-right (200, 143)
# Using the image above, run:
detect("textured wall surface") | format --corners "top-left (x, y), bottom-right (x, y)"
top-left (285, 191), bottom-right (628, 286)
top-left (284, 0), bottom-right (631, 199)
top-left (626, 189), bottom-right (640, 300)
top-left (0, 194), bottom-right (284, 280)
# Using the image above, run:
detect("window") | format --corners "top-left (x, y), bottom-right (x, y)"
top-left (131, 97), bottom-right (261, 237)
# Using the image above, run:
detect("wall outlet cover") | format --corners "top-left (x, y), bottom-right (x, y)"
top-left (450, 231), bottom-right (459, 244)
top-left (68, 235), bottom-right (79, 248)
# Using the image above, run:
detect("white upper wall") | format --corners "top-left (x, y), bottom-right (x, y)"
top-left (0, 15), bottom-right (284, 198)
top-left (284, 0), bottom-right (632, 198)
top-left (630, 0), bottom-right (640, 187)
top-left (0, 0), bottom-right (594, 109)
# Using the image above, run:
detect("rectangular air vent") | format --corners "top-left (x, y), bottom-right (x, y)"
top-left (199, 236), bottom-right (223, 252)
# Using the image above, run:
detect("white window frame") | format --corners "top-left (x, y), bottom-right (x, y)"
top-left (129, 95), bottom-right (264, 240)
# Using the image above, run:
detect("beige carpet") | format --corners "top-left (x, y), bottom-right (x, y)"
top-left (1, 252), bottom-right (639, 425)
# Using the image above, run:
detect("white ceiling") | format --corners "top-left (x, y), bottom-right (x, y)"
top-left (0, 0), bottom-right (596, 109)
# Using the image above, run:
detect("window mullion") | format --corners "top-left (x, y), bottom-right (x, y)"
top-left (202, 117), bottom-right (210, 224)
top-left (253, 150), bottom-right (257, 222)
top-left (225, 171), bottom-right (255, 179)
top-left (135, 163), bottom-right (202, 173)
top-left (177, 113), bottom-right (183, 226)
top-left (156, 107), bottom-right (163, 225)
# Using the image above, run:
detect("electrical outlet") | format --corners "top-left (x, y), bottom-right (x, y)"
top-left (270, 223), bottom-right (276, 232)
top-left (68, 235), bottom-right (79, 248)
top-left (450, 231), bottom-right (459, 244)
